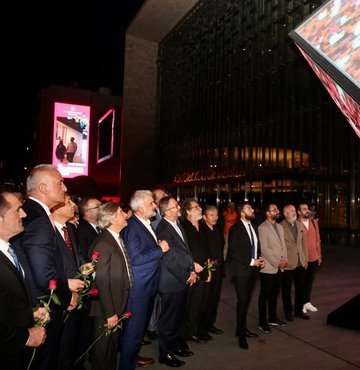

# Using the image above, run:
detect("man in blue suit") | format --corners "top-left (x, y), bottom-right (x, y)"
top-left (156, 196), bottom-right (197, 367)
top-left (119, 190), bottom-right (169, 370)
top-left (12, 164), bottom-right (72, 370)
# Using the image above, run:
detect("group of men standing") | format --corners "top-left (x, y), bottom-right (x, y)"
top-left (228, 201), bottom-right (322, 350)
top-left (0, 162), bottom-right (321, 369)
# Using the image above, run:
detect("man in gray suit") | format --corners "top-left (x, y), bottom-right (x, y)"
top-left (89, 202), bottom-right (132, 370)
top-left (281, 204), bottom-right (309, 321)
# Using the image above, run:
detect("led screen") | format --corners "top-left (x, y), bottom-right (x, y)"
top-left (289, 0), bottom-right (360, 138)
top-left (97, 108), bottom-right (115, 163)
top-left (53, 102), bottom-right (90, 177)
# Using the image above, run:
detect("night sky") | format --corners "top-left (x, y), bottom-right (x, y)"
top-left (2, 0), bottom-right (145, 179)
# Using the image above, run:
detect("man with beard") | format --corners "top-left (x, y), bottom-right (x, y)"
top-left (228, 202), bottom-right (265, 350)
top-left (297, 203), bottom-right (322, 314)
top-left (281, 205), bottom-right (309, 321)
top-left (119, 190), bottom-right (169, 370)
top-left (258, 204), bottom-right (287, 333)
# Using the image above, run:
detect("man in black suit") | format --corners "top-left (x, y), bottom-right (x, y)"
top-left (89, 202), bottom-right (132, 370)
top-left (12, 164), bottom-right (72, 370)
top-left (228, 202), bottom-right (265, 350)
top-left (52, 193), bottom-right (94, 370)
top-left (77, 196), bottom-right (102, 260)
top-left (156, 196), bottom-right (197, 367)
top-left (0, 189), bottom-right (46, 370)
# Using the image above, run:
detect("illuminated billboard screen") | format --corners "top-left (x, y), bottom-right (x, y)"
top-left (289, 0), bottom-right (360, 138)
top-left (52, 102), bottom-right (90, 177)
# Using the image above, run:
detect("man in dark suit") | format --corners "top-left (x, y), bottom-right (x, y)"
top-left (228, 202), bottom-right (265, 350)
top-left (52, 193), bottom-right (94, 370)
top-left (0, 189), bottom-right (46, 370)
top-left (156, 196), bottom-right (197, 367)
top-left (89, 202), bottom-right (132, 370)
top-left (119, 190), bottom-right (169, 370)
top-left (77, 196), bottom-right (102, 260)
top-left (12, 164), bottom-right (72, 370)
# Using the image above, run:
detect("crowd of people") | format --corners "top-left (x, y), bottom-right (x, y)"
top-left (0, 164), bottom-right (322, 370)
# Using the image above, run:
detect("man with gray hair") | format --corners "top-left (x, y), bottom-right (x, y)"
top-left (12, 164), bottom-right (72, 370)
top-left (119, 190), bottom-right (169, 370)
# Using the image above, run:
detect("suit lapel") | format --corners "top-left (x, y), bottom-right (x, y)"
top-left (0, 250), bottom-right (28, 293)
top-left (132, 215), bottom-right (157, 244)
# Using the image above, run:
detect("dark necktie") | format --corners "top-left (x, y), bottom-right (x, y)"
top-left (96, 226), bottom-right (101, 234)
top-left (8, 244), bottom-right (22, 272)
top-left (62, 226), bottom-right (76, 259)
top-left (248, 224), bottom-right (255, 259)
top-left (119, 237), bottom-right (134, 288)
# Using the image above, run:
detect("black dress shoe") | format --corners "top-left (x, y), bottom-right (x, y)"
top-left (209, 325), bottom-right (224, 335)
top-left (175, 348), bottom-right (194, 357)
top-left (141, 339), bottom-right (152, 346)
top-left (186, 335), bottom-right (203, 343)
top-left (197, 333), bottom-right (213, 341)
top-left (295, 312), bottom-right (310, 320)
top-left (238, 338), bottom-right (249, 350)
top-left (159, 354), bottom-right (185, 367)
top-left (245, 329), bottom-right (258, 338)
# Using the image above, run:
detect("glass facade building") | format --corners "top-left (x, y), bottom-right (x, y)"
top-left (155, 0), bottom-right (360, 230)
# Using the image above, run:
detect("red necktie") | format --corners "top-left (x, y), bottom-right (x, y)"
top-left (62, 226), bottom-right (76, 259)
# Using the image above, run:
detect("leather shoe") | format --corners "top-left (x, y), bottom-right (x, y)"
top-left (175, 348), bottom-right (194, 357)
top-left (186, 335), bottom-right (203, 343)
top-left (245, 329), bottom-right (258, 338)
top-left (295, 312), bottom-right (310, 320)
top-left (209, 325), bottom-right (224, 335)
top-left (159, 354), bottom-right (185, 367)
top-left (136, 355), bottom-right (155, 367)
top-left (197, 333), bottom-right (213, 341)
top-left (238, 338), bottom-right (249, 350)
top-left (141, 339), bottom-right (152, 346)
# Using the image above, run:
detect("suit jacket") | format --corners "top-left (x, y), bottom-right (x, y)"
top-left (12, 198), bottom-right (71, 308)
top-left (89, 229), bottom-right (130, 318)
top-left (258, 220), bottom-right (287, 274)
top-left (121, 214), bottom-right (163, 298)
top-left (0, 250), bottom-right (34, 368)
top-left (55, 222), bottom-right (84, 278)
top-left (228, 220), bottom-right (261, 277)
top-left (77, 218), bottom-right (99, 260)
top-left (281, 220), bottom-right (308, 270)
top-left (156, 218), bottom-right (194, 293)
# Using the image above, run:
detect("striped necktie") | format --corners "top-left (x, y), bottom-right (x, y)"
top-left (118, 237), bottom-right (134, 288)
top-left (8, 244), bottom-right (22, 272)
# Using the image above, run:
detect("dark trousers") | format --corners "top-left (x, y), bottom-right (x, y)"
top-left (234, 268), bottom-right (256, 339)
top-left (181, 279), bottom-right (205, 338)
top-left (92, 316), bottom-right (119, 370)
top-left (158, 289), bottom-right (187, 357)
top-left (258, 270), bottom-right (282, 324)
top-left (282, 267), bottom-right (306, 315)
top-left (205, 267), bottom-right (223, 329)
top-left (197, 281), bottom-right (212, 336)
top-left (304, 261), bottom-right (319, 303)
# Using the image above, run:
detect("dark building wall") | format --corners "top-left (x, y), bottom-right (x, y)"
top-left (156, 0), bottom-right (360, 229)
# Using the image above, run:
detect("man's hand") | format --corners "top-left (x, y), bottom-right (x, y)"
top-left (186, 271), bottom-right (197, 286)
top-left (33, 307), bottom-right (50, 326)
top-left (80, 262), bottom-right (94, 276)
top-left (194, 262), bottom-right (204, 273)
top-left (158, 240), bottom-right (169, 253)
top-left (205, 269), bottom-right (212, 283)
top-left (68, 278), bottom-right (85, 293)
top-left (255, 257), bottom-right (265, 269)
top-left (107, 314), bottom-right (119, 329)
top-left (26, 326), bottom-right (46, 348)
top-left (67, 292), bottom-right (79, 311)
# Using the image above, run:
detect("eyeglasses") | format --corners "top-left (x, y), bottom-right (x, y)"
top-left (189, 205), bottom-right (201, 210)
top-left (86, 204), bottom-right (101, 211)
top-left (165, 205), bottom-right (179, 212)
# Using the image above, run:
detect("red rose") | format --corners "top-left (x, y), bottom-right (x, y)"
top-left (91, 251), bottom-right (100, 261)
top-left (124, 311), bottom-right (132, 319)
top-left (89, 288), bottom-right (99, 296)
top-left (48, 279), bottom-right (57, 290)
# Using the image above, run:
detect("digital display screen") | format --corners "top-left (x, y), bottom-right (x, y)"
top-left (52, 102), bottom-right (90, 177)
top-left (97, 108), bottom-right (115, 163)
top-left (289, 0), bottom-right (360, 138)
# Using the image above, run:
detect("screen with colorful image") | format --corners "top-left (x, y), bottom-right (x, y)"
top-left (289, 0), bottom-right (360, 138)
top-left (53, 102), bottom-right (90, 177)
